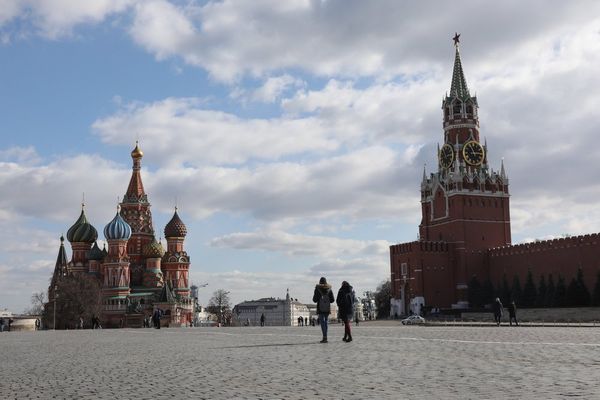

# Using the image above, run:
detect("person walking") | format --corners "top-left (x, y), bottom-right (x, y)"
top-left (313, 277), bottom-right (334, 343)
top-left (336, 281), bottom-right (356, 342)
top-left (492, 298), bottom-right (503, 326)
top-left (507, 301), bottom-right (519, 326)
top-left (260, 313), bottom-right (265, 327)
top-left (152, 308), bottom-right (162, 329)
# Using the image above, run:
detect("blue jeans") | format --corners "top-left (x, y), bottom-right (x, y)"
top-left (318, 314), bottom-right (328, 338)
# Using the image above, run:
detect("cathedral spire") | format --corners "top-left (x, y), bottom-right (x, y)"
top-left (51, 236), bottom-right (68, 286)
top-left (123, 141), bottom-right (147, 204)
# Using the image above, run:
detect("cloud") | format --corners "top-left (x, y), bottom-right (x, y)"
top-left (0, 0), bottom-right (134, 39)
top-left (126, 0), bottom-right (600, 82)
top-left (210, 229), bottom-right (389, 258)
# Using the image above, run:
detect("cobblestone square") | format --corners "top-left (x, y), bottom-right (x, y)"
top-left (1, 324), bottom-right (599, 399)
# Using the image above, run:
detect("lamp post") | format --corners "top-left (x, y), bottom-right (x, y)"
top-left (53, 285), bottom-right (58, 330)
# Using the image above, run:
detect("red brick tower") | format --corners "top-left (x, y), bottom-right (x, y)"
top-left (66, 204), bottom-right (98, 274)
top-left (418, 34), bottom-right (511, 304)
top-left (163, 208), bottom-right (191, 298)
top-left (102, 207), bottom-right (132, 321)
top-left (120, 142), bottom-right (155, 286)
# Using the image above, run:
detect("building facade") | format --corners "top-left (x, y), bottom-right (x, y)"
top-left (233, 290), bottom-right (310, 326)
top-left (390, 36), bottom-right (599, 315)
top-left (46, 143), bottom-right (193, 328)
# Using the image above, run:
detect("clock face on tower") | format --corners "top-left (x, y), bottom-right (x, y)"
top-left (462, 140), bottom-right (485, 166)
top-left (439, 144), bottom-right (454, 169)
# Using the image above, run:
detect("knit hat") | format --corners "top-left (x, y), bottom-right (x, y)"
top-left (319, 277), bottom-right (327, 284)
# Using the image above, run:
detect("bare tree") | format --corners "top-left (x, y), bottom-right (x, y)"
top-left (25, 292), bottom-right (46, 315)
top-left (374, 280), bottom-right (392, 319)
top-left (50, 274), bottom-right (103, 329)
top-left (207, 289), bottom-right (231, 324)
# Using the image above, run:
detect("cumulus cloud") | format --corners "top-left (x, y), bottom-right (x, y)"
top-left (126, 0), bottom-right (600, 82)
top-left (210, 229), bottom-right (389, 258)
top-left (0, 0), bottom-right (133, 39)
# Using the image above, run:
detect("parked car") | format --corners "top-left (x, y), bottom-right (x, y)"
top-left (401, 315), bottom-right (425, 325)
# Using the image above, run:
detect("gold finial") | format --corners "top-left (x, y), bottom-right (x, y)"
top-left (131, 140), bottom-right (144, 158)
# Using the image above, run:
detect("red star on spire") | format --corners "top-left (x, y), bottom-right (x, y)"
top-left (453, 32), bottom-right (460, 46)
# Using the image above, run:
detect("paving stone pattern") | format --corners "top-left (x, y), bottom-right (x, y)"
top-left (1, 324), bottom-right (599, 399)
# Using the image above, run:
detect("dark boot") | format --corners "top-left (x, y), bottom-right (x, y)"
top-left (346, 334), bottom-right (352, 342)
top-left (320, 337), bottom-right (328, 343)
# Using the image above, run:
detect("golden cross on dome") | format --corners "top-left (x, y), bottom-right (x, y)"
top-left (453, 32), bottom-right (461, 47)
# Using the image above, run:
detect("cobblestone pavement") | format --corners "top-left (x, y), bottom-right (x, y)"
top-left (1, 323), bottom-right (599, 399)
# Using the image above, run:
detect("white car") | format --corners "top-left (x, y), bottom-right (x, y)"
top-left (401, 315), bottom-right (425, 325)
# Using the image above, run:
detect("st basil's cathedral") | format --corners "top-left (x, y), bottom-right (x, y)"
top-left (47, 143), bottom-right (193, 328)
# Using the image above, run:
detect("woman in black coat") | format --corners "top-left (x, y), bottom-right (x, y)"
top-left (336, 281), bottom-right (356, 342)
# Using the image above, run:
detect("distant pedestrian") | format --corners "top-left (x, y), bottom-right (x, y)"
top-left (260, 313), bottom-right (265, 327)
top-left (355, 311), bottom-right (360, 326)
top-left (35, 318), bottom-right (41, 331)
top-left (492, 298), bottom-right (503, 326)
top-left (298, 316), bottom-right (303, 326)
top-left (336, 281), bottom-right (356, 342)
top-left (152, 308), bottom-right (162, 329)
top-left (304, 317), bottom-right (308, 327)
top-left (78, 316), bottom-right (84, 329)
top-left (313, 277), bottom-right (334, 343)
top-left (0, 317), bottom-right (5, 332)
top-left (507, 301), bottom-right (518, 326)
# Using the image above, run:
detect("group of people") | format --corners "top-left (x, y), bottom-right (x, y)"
top-left (0, 317), bottom-right (13, 332)
top-left (313, 277), bottom-right (356, 343)
top-left (492, 298), bottom-right (519, 326)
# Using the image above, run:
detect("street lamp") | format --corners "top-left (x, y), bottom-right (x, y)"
top-left (53, 285), bottom-right (58, 330)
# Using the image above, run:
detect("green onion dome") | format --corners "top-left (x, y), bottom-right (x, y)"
top-left (66, 206), bottom-right (98, 243)
top-left (164, 208), bottom-right (187, 238)
top-left (87, 241), bottom-right (104, 261)
top-left (143, 237), bottom-right (165, 258)
top-left (104, 209), bottom-right (132, 241)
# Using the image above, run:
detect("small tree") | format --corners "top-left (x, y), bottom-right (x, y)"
top-left (566, 278), bottom-right (578, 307)
top-left (482, 279), bottom-right (495, 307)
top-left (592, 271), bottom-right (600, 306)
top-left (575, 268), bottom-right (591, 306)
top-left (511, 275), bottom-right (522, 305)
top-left (536, 275), bottom-right (547, 307)
top-left (554, 275), bottom-right (567, 307)
top-left (374, 280), bottom-right (391, 319)
top-left (521, 270), bottom-right (537, 307)
top-left (207, 289), bottom-right (231, 324)
top-left (500, 274), bottom-right (511, 305)
top-left (545, 274), bottom-right (556, 307)
top-left (467, 275), bottom-right (482, 308)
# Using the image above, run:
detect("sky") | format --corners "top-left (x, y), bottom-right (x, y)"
top-left (1, 1), bottom-right (600, 313)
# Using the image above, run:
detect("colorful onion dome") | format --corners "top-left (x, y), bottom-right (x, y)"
top-left (131, 141), bottom-right (144, 159)
top-left (143, 237), bottom-right (165, 258)
top-left (87, 241), bottom-right (104, 261)
top-left (66, 206), bottom-right (98, 243)
top-left (164, 208), bottom-right (187, 238)
top-left (104, 208), bottom-right (132, 241)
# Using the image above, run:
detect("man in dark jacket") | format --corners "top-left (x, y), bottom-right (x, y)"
top-left (336, 281), bottom-right (356, 342)
top-left (313, 277), bottom-right (335, 343)
top-left (507, 301), bottom-right (518, 326)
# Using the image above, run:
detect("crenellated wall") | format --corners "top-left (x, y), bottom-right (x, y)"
top-left (489, 233), bottom-right (600, 290)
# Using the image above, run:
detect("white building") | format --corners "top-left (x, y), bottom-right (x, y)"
top-left (233, 290), bottom-right (310, 326)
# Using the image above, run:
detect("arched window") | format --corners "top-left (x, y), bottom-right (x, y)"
top-left (453, 102), bottom-right (462, 115)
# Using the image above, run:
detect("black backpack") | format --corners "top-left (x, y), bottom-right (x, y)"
top-left (318, 292), bottom-right (331, 313)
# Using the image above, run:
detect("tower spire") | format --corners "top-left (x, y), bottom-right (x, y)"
top-left (124, 142), bottom-right (147, 203)
top-left (449, 33), bottom-right (470, 100)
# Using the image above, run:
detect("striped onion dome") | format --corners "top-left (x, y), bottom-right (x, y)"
top-left (87, 241), bottom-right (104, 261)
top-left (143, 237), bottom-right (165, 258)
top-left (164, 208), bottom-right (187, 238)
top-left (104, 208), bottom-right (132, 241)
top-left (66, 206), bottom-right (98, 243)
